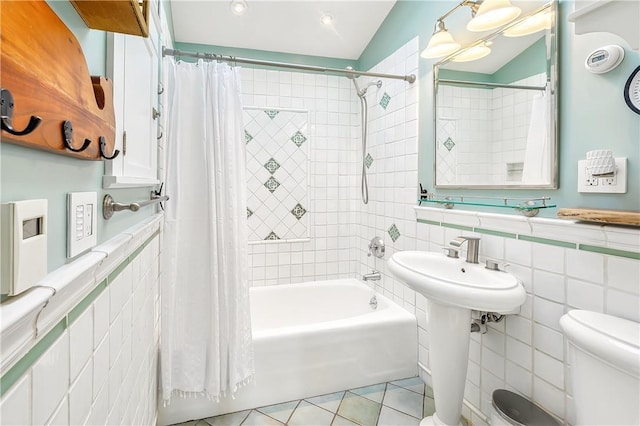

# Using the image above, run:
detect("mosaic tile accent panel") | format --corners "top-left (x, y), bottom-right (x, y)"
top-left (264, 158), bottom-right (280, 174)
top-left (264, 176), bottom-right (280, 193)
top-left (291, 130), bottom-right (307, 147)
top-left (388, 223), bottom-right (401, 242)
top-left (443, 137), bottom-right (455, 151)
top-left (245, 130), bottom-right (253, 144)
top-left (245, 107), bottom-right (310, 242)
top-left (436, 118), bottom-right (458, 185)
top-left (291, 203), bottom-right (307, 220)
top-left (247, 208), bottom-right (253, 218)
top-left (265, 231), bottom-right (280, 241)
top-left (379, 92), bottom-right (391, 110)
top-left (365, 153), bottom-right (374, 169)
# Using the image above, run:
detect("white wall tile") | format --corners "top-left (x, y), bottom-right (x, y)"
top-left (567, 278), bottom-right (604, 312)
top-left (69, 361), bottom-right (93, 425)
top-left (32, 332), bottom-right (69, 425)
top-left (46, 397), bottom-right (68, 426)
top-left (533, 270), bottom-right (565, 303)
top-left (566, 249), bottom-right (604, 284)
top-left (607, 256), bottom-right (640, 294)
top-left (0, 375), bottom-right (31, 425)
top-left (534, 350), bottom-right (564, 389)
top-left (532, 244), bottom-right (565, 274)
top-left (69, 306), bottom-right (93, 381)
top-left (606, 289), bottom-right (640, 322)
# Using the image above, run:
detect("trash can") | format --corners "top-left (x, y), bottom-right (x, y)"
top-left (491, 389), bottom-right (561, 426)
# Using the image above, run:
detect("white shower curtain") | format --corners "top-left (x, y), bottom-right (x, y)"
top-left (522, 92), bottom-right (549, 184)
top-left (160, 58), bottom-right (253, 403)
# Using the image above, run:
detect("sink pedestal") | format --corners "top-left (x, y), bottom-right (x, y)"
top-left (422, 301), bottom-right (471, 426)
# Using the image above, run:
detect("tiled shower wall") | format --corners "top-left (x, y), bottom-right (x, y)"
top-left (240, 68), bottom-right (361, 286)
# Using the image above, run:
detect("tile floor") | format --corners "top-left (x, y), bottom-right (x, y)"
top-left (172, 377), bottom-right (470, 426)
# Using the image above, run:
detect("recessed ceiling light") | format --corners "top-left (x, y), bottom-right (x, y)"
top-left (230, 0), bottom-right (248, 16)
top-left (320, 14), bottom-right (334, 26)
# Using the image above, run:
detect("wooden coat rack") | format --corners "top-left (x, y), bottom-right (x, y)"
top-left (0, 0), bottom-right (117, 160)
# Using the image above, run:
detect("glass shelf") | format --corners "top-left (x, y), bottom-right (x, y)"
top-left (418, 195), bottom-right (556, 217)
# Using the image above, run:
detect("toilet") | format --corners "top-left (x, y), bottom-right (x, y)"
top-left (560, 310), bottom-right (640, 425)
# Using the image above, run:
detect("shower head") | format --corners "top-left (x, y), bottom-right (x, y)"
top-left (345, 67), bottom-right (382, 98)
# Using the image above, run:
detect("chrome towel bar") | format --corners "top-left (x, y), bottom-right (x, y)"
top-left (103, 191), bottom-right (169, 220)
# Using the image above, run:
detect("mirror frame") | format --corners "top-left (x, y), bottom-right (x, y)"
top-left (432, 1), bottom-right (558, 189)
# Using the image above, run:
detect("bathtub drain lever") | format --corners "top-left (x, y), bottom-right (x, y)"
top-left (369, 296), bottom-right (378, 310)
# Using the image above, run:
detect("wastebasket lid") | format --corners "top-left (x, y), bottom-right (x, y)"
top-left (492, 389), bottom-right (560, 426)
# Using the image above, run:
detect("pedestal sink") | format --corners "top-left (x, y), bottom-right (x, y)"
top-left (387, 251), bottom-right (526, 426)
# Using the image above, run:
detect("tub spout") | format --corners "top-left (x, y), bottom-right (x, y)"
top-left (362, 271), bottom-right (381, 281)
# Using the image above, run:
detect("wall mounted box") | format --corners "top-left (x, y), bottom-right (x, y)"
top-left (1, 199), bottom-right (48, 296)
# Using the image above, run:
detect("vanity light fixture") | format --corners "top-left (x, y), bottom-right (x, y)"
top-left (230, 0), bottom-right (248, 16)
top-left (421, 0), bottom-right (521, 59)
top-left (467, 0), bottom-right (521, 32)
top-left (451, 41), bottom-right (492, 62)
top-left (421, 19), bottom-right (461, 59)
top-left (503, 10), bottom-right (552, 37)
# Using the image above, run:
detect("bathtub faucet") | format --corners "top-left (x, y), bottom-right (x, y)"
top-left (362, 270), bottom-right (381, 281)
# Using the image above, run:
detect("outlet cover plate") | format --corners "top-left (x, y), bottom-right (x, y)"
top-left (67, 192), bottom-right (98, 258)
top-left (578, 157), bottom-right (627, 193)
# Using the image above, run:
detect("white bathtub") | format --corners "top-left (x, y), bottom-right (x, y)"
top-left (158, 278), bottom-right (418, 425)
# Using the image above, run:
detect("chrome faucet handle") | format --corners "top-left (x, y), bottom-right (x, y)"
top-left (485, 259), bottom-right (510, 271)
top-left (368, 236), bottom-right (385, 258)
top-left (443, 247), bottom-right (459, 258)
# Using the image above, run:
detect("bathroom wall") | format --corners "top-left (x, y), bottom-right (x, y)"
top-left (356, 20), bottom-right (640, 426)
top-left (360, 0), bottom-right (640, 213)
top-left (0, 218), bottom-right (162, 425)
top-left (0, 1), bottom-right (159, 271)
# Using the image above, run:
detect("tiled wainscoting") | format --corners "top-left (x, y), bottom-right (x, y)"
top-left (361, 205), bottom-right (639, 425)
top-left (0, 215), bottom-right (162, 425)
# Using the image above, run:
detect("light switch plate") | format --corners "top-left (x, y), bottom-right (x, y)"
top-left (578, 157), bottom-right (627, 193)
top-left (67, 192), bottom-right (98, 258)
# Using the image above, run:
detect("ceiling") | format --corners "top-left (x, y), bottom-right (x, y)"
top-left (169, 1), bottom-right (397, 60)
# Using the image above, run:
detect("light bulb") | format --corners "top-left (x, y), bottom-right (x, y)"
top-left (230, 0), bottom-right (248, 16)
top-left (467, 0), bottom-right (521, 32)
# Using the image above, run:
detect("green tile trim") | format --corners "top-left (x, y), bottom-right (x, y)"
top-left (473, 227), bottom-right (517, 239)
top-left (68, 280), bottom-right (107, 325)
top-left (0, 319), bottom-right (67, 397)
top-left (441, 222), bottom-right (474, 231)
top-left (417, 219), bottom-right (441, 226)
top-left (129, 242), bottom-right (147, 262)
top-left (579, 244), bottom-right (640, 260)
top-left (108, 258), bottom-right (130, 284)
top-left (415, 218), bottom-right (639, 260)
top-left (517, 235), bottom-right (576, 249)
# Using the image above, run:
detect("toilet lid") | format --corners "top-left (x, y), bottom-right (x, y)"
top-left (560, 310), bottom-right (640, 376)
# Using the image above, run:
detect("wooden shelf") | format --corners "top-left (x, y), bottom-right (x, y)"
top-left (557, 208), bottom-right (640, 227)
top-left (70, 0), bottom-right (149, 37)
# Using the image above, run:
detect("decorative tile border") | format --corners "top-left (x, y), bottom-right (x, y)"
top-left (388, 224), bottom-right (401, 242)
top-left (0, 230), bottom-right (159, 397)
top-left (417, 218), bottom-right (639, 260)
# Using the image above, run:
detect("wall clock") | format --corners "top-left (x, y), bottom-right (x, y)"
top-left (624, 65), bottom-right (640, 115)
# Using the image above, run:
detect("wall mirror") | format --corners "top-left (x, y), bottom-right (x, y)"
top-left (433, 1), bottom-right (557, 188)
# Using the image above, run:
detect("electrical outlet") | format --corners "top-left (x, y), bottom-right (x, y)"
top-left (578, 158), bottom-right (627, 193)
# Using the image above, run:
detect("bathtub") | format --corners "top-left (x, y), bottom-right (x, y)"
top-left (158, 278), bottom-right (418, 425)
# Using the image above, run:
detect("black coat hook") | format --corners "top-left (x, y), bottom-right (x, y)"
top-left (62, 120), bottom-right (91, 152)
top-left (1, 88), bottom-right (42, 136)
top-left (99, 136), bottom-right (119, 160)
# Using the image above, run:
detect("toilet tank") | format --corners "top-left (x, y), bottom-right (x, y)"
top-left (560, 310), bottom-right (640, 426)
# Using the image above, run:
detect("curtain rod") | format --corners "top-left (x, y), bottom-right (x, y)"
top-left (162, 47), bottom-right (416, 84)
top-left (437, 78), bottom-right (547, 91)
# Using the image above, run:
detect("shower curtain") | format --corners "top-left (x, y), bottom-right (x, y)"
top-left (160, 58), bottom-right (253, 403)
top-left (522, 92), bottom-right (549, 184)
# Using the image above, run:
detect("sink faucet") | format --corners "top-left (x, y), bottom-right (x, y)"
top-left (450, 236), bottom-right (481, 264)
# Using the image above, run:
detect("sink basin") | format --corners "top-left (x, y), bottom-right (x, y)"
top-left (387, 250), bottom-right (527, 426)
top-left (388, 251), bottom-right (525, 313)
